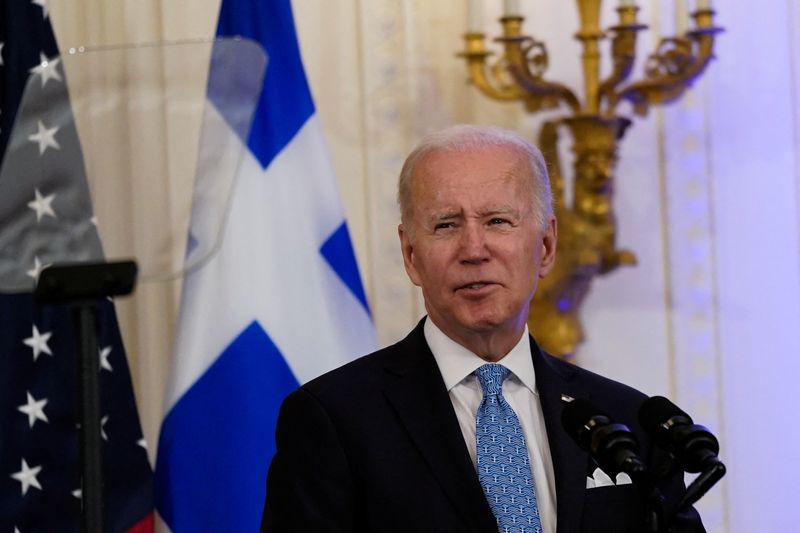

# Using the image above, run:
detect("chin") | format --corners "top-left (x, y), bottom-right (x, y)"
top-left (458, 313), bottom-right (511, 334)
top-left (456, 305), bottom-right (527, 334)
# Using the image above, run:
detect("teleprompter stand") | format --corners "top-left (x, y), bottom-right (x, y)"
top-left (34, 260), bottom-right (138, 533)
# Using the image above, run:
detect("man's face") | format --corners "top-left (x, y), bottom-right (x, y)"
top-left (399, 145), bottom-right (556, 344)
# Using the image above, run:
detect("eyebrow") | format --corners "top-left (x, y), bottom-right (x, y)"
top-left (479, 207), bottom-right (515, 216)
top-left (432, 210), bottom-right (462, 221)
top-left (427, 206), bottom-right (518, 223)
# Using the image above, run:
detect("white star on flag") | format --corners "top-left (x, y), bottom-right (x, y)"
top-left (10, 459), bottom-right (43, 495)
top-left (99, 345), bottom-right (113, 372)
top-left (27, 188), bottom-right (56, 222)
top-left (31, 0), bottom-right (49, 19)
top-left (22, 324), bottom-right (53, 361)
top-left (26, 255), bottom-right (50, 282)
top-left (72, 488), bottom-right (82, 499)
top-left (28, 120), bottom-right (60, 155)
top-left (17, 391), bottom-right (49, 428)
top-left (29, 52), bottom-right (61, 87)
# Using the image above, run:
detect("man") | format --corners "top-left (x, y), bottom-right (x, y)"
top-left (262, 125), bottom-right (704, 532)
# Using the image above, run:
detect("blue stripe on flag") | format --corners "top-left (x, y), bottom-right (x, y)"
top-left (321, 222), bottom-right (370, 314)
top-left (154, 321), bottom-right (299, 531)
top-left (215, 0), bottom-right (314, 169)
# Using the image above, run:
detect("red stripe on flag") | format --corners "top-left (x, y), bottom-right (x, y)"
top-left (127, 513), bottom-right (154, 533)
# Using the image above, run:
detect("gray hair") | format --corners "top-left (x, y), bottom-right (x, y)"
top-left (397, 124), bottom-right (553, 229)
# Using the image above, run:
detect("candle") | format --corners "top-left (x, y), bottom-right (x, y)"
top-left (504, 0), bottom-right (520, 16)
top-left (467, 0), bottom-right (482, 32)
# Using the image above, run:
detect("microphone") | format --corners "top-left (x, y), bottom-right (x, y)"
top-left (638, 396), bottom-right (726, 512)
top-left (561, 398), bottom-right (647, 482)
top-left (638, 396), bottom-right (721, 474)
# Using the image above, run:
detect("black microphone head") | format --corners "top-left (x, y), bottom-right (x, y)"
top-left (639, 396), bottom-right (721, 473)
top-left (639, 395), bottom-right (693, 436)
top-left (562, 398), bottom-right (645, 481)
top-left (561, 398), bottom-right (609, 448)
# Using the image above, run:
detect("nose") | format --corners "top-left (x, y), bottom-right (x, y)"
top-left (459, 222), bottom-right (490, 265)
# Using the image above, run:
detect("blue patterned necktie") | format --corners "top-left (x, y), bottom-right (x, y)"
top-left (475, 363), bottom-right (543, 533)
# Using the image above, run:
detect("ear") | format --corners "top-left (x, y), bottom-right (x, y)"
top-left (398, 223), bottom-right (423, 287)
top-left (538, 216), bottom-right (557, 278)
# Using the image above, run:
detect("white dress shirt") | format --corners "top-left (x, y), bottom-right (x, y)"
top-left (425, 318), bottom-right (557, 533)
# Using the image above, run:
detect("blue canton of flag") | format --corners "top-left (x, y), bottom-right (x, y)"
top-left (0, 1), bottom-right (154, 531)
top-left (154, 0), bottom-right (377, 531)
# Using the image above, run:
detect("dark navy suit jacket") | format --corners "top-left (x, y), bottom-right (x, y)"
top-left (262, 319), bottom-right (704, 532)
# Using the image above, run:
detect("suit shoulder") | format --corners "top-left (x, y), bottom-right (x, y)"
top-left (297, 341), bottom-right (400, 400)
top-left (540, 349), bottom-right (648, 416)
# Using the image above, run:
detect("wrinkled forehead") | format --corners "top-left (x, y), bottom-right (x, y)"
top-left (410, 146), bottom-right (534, 202)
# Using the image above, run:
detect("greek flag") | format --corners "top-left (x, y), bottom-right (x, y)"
top-left (153, 0), bottom-right (377, 531)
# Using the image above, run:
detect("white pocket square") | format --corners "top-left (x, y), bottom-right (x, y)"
top-left (586, 467), bottom-right (633, 489)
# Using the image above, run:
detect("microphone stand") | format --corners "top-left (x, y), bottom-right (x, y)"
top-left (674, 458), bottom-right (726, 517)
top-left (643, 489), bottom-right (666, 533)
top-left (660, 454), bottom-right (726, 531)
top-left (35, 260), bottom-right (137, 533)
top-left (626, 467), bottom-right (666, 533)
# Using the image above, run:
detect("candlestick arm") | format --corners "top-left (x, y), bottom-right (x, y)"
top-left (608, 10), bottom-right (722, 116)
top-left (498, 16), bottom-right (580, 112)
top-left (503, 36), bottom-right (581, 112)
top-left (598, 9), bottom-right (647, 107)
top-left (459, 33), bottom-right (526, 101)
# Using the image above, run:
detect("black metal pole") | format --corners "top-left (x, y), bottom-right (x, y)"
top-left (73, 303), bottom-right (104, 533)
top-left (35, 260), bottom-right (138, 533)
top-left (643, 490), bottom-right (666, 533)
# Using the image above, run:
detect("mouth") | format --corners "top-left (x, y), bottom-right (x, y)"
top-left (456, 281), bottom-right (498, 293)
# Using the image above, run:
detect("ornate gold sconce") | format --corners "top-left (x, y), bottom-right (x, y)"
top-left (459, 1), bottom-right (722, 357)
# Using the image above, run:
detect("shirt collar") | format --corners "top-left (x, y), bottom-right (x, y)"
top-left (424, 317), bottom-right (537, 395)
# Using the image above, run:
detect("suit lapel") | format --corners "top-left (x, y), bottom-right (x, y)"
top-left (531, 340), bottom-right (590, 533)
top-left (382, 321), bottom-right (496, 532)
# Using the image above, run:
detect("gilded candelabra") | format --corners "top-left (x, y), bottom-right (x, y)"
top-left (459, 1), bottom-right (722, 357)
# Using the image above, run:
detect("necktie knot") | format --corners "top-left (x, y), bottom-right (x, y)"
top-left (474, 363), bottom-right (510, 397)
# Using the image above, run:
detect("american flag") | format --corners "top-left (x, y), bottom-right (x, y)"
top-left (0, 1), bottom-right (153, 531)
